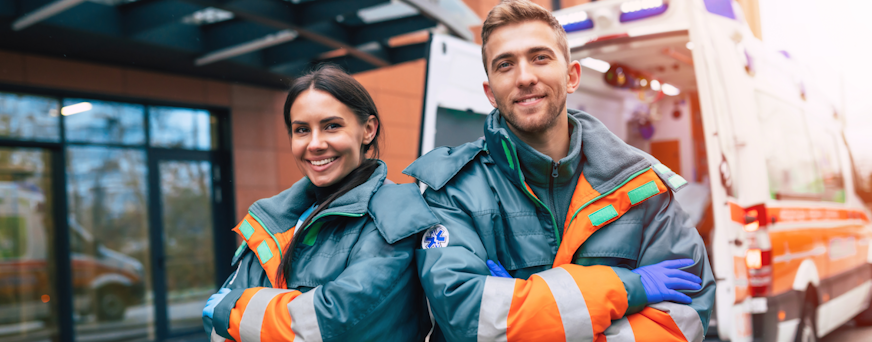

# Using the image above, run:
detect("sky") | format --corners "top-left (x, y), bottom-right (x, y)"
top-left (758, 0), bottom-right (872, 168)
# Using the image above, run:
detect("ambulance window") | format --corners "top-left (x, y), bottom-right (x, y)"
top-left (807, 127), bottom-right (846, 202)
top-left (755, 93), bottom-right (824, 200)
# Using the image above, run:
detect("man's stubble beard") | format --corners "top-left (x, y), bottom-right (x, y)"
top-left (496, 91), bottom-right (567, 135)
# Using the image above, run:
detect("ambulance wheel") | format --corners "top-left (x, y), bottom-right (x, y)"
top-left (96, 287), bottom-right (127, 321)
top-left (795, 296), bottom-right (818, 342)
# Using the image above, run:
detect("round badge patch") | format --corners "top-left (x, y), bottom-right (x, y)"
top-left (422, 225), bottom-right (449, 249)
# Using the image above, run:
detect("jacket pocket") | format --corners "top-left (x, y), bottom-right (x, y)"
top-left (572, 215), bottom-right (643, 269)
top-left (475, 210), bottom-right (556, 271)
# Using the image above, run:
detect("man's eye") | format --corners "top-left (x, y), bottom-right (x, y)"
top-left (535, 55), bottom-right (548, 61)
top-left (497, 62), bottom-right (510, 69)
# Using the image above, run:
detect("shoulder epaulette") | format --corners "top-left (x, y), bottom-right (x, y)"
top-left (403, 139), bottom-right (486, 191)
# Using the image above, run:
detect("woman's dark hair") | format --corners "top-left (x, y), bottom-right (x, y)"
top-left (277, 64), bottom-right (382, 286)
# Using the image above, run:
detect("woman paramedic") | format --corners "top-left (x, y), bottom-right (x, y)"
top-left (201, 65), bottom-right (438, 342)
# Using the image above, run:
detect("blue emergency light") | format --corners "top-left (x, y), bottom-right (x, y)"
top-left (558, 11), bottom-right (594, 33)
top-left (619, 0), bottom-right (668, 22)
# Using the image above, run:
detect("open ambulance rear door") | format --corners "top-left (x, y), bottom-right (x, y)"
top-left (686, 0), bottom-right (762, 340)
top-left (419, 33), bottom-right (492, 157)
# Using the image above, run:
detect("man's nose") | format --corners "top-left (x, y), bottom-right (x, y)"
top-left (516, 60), bottom-right (538, 87)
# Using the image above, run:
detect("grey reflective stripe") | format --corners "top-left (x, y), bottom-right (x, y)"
top-left (289, 287), bottom-right (323, 342)
top-left (604, 317), bottom-right (635, 342)
top-left (210, 328), bottom-right (225, 342)
top-left (477, 276), bottom-right (515, 342)
top-left (538, 267), bottom-right (593, 342)
top-left (650, 302), bottom-right (705, 342)
top-left (239, 288), bottom-right (293, 342)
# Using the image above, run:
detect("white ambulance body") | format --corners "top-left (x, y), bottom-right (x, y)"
top-left (419, 0), bottom-right (872, 341)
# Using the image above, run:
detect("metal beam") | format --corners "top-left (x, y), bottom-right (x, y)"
top-left (182, 0), bottom-right (390, 67)
top-left (12, 0), bottom-right (86, 31)
top-left (398, 0), bottom-right (474, 41)
top-left (196, 29), bottom-right (297, 66)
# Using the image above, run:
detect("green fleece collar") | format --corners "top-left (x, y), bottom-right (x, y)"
top-left (498, 114), bottom-right (582, 188)
top-left (486, 108), bottom-right (655, 194)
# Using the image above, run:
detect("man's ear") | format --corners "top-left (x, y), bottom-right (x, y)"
top-left (566, 60), bottom-right (582, 94)
top-left (483, 81), bottom-right (498, 108)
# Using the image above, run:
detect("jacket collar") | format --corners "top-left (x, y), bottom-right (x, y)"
top-left (250, 160), bottom-right (388, 234)
top-left (499, 114), bottom-right (582, 187)
top-left (484, 108), bottom-right (652, 194)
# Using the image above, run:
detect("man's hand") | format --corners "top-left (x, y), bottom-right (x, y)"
top-left (632, 259), bottom-right (702, 304)
top-left (487, 260), bottom-right (511, 278)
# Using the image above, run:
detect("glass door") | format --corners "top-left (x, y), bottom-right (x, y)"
top-left (157, 158), bottom-right (216, 334)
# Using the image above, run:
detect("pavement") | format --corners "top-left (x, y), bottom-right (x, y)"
top-left (821, 320), bottom-right (872, 341)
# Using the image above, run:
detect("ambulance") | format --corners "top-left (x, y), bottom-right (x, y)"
top-left (418, 0), bottom-right (872, 341)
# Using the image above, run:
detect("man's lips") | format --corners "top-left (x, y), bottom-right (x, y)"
top-left (514, 95), bottom-right (545, 105)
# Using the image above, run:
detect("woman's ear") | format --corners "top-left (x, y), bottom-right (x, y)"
top-left (363, 115), bottom-right (378, 145)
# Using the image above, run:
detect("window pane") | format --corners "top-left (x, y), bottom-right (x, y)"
top-left (0, 148), bottom-right (57, 342)
top-left (149, 107), bottom-right (215, 150)
top-left (159, 160), bottom-right (215, 333)
top-left (66, 147), bottom-right (154, 341)
top-left (63, 99), bottom-right (145, 145)
top-left (808, 125), bottom-right (846, 202)
top-left (756, 93), bottom-right (823, 200)
top-left (0, 92), bottom-right (60, 141)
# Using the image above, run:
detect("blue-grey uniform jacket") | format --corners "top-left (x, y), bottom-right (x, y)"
top-left (205, 161), bottom-right (438, 342)
top-left (404, 109), bottom-right (716, 342)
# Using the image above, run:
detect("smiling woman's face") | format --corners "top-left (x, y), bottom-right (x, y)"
top-left (289, 88), bottom-right (377, 187)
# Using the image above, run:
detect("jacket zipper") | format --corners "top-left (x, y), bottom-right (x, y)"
top-left (549, 161), bottom-right (559, 237)
top-left (502, 137), bottom-right (562, 246)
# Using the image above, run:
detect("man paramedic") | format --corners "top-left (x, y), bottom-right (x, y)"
top-left (403, 1), bottom-right (715, 341)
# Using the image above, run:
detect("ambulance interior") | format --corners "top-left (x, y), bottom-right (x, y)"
top-left (569, 32), bottom-right (714, 245)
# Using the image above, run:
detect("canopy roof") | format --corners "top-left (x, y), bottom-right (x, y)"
top-left (0, 0), bottom-right (478, 88)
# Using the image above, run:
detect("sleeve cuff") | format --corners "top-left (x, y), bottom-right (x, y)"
top-left (612, 266), bottom-right (647, 315)
top-left (213, 288), bottom-right (246, 341)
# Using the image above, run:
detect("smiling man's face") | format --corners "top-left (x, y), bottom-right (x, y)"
top-left (483, 20), bottom-right (578, 136)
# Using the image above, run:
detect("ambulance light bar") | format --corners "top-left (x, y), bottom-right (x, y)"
top-left (557, 11), bottom-right (593, 33)
top-left (580, 57), bottom-right (610, 73)
top-left (619, 0), bottom-right (668, 23)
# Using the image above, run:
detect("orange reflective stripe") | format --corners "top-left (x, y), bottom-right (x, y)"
top-left (506, 274), bottom-right (565, 341)
top-left (227, 287), bottom-right (258, 342)
top-left (503, 265), bottom-right (627, 341)
top-left (259, 290), bottom-right (302, 341)
top-left (564, 265), bottom-right (628, 337)
top-left (554, 169), bottom-right (667, 266)
top-left (626, 308), bottom-right (687, 342)
top-left (231, 214), bottom-right (292, 288)
top-left (563, 173), bottom-right (599, 232)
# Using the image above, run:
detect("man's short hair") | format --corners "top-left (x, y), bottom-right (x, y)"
top-left (481, 0), bottom-right (570, 74)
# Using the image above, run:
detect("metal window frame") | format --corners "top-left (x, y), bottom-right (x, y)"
top-left (0, 82), bottom-right (237, 342)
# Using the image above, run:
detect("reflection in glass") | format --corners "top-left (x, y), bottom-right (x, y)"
top-left (66, 147), bottom-right (153, 341)
top-left (63, 99), bottom-right (145, 145)
top-left (149, 107), bottom-right (215, 150)
top-left (0, 92), bottom-right (60, 141)
top-left (0, 148), bottom-right (56, 342)
top-left (160, 161), bottom-right (215, 333)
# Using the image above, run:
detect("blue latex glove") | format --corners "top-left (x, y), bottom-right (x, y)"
top-left (203, 288), bottom-right (231, 319)
top-left (487, 260), bottom-right (511, 278)
top-left (632, 259), bottom-right (702, 305)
